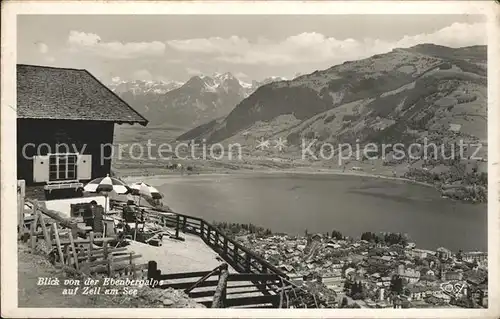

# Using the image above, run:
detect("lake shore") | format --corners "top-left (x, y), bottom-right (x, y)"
top-left (120, 167), bottom-right (437, 189)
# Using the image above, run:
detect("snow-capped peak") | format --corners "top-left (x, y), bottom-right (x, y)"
top-left (108, 71), bottom-right (288, 98)
top-left (213, 72), bottom-right (236, 82)
top-left (239, 80), bottom-right (253, 89)
top-left (108, 78), bottom-right (184, 95)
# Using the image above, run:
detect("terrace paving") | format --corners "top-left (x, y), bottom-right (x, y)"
top-left (125, 230), bottom-right (266, 305)
top-left (126, 232), bottom-right (232, 274)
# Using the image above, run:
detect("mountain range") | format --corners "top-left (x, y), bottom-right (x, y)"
top-left (109, 73), bottom-right (287, 127)
top-left (177, 44), bottom-right (487, 161)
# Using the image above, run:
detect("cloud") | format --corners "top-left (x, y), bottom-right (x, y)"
top-left (67, 31), bottom-right (166, 59)
top-left (37, 42), bottom-right (49, 54)
top-left (234, 72), bottom-right (248, 78)
top-left (166, 22), bottom-right (486, 66)
top-left (44, 56), bottom-right (55, 63)
top-left (167, 35), bottom-right (249, 54)
top-left (132, 69), bottom-right (153, 81)
top-left (186, 67), bottom-right (202, 76)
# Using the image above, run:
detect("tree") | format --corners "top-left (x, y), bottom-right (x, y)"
top-left (390, 276), bottom-right (403, 295)
top-left (331, 230), bottom-right (343, 240)
top-left (457, 249), bottom-right (463, 261)
top-left (361, 232), bottom-right (375, 242)
top-left (341, 297), bottom-right (348, 308)
top-left (350, 282), bottom-right (358, 295)
top-left (343, 280), bottom-right (351, 292)
top-left (350, 281), bottom-right (363, 296)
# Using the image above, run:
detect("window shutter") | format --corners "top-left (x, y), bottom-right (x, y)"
top-left (33, 155), bottom-right (49, 183)
top-left (77, 155), bottom-right (92, 181)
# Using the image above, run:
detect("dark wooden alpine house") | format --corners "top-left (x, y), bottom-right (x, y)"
top-left (16, 64), bottom-right (148, 196)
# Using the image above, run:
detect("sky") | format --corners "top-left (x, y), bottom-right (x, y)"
top-left (17, 14), bottom-right (486, 84)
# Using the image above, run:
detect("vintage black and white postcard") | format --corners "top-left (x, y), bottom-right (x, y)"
top-left (1, 1), bottom-right (499, 318)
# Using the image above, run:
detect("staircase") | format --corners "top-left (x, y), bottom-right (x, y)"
top-left (147, 261), bottom-right (320, 308)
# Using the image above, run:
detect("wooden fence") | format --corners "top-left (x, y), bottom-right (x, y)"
top-left (25, 201), bottom-right (146, 279)
top-left (140, 204), bottom-right (287, 278)
top-left (21, 195), bottom-right (321, 308)
top-left (133, 202), bottom-right (321, 308)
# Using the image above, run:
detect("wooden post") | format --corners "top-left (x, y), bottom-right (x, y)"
top-left (278, 278), bottom-right (286, 308)
top-left (182, 216), bottom-right (187, 232)
top-left (215, 231), bottom-right (220, 247)
top-left (52, 223), bottom-right (65, 265)
top-left (233, 246), bottom-right (239, 263)
top-left (38, 210), bottom-right (51, 248)
top-left (107, 255), bottom-right (114, 277)
top-left (147, 261), bottom-right (158, 287)
top-left (185, 264), bottom-right (226, 294)
top-left (129, 253), bottom-right (135, 279)
top-left (103, 240), bottom-right (109, 259)
top-left (49, 225), bottom-right (54, 245)
top-left (175, 215), bottom-right (180, 238)
top-left (88, 231), bottom-right (94, 262)
top-left (134, 222), bottom-right (138, 241)
top-left (200, 220), bottom-right (205, 239)
top-left (30, 212), bottom-right (39, 250)
top-left (64, 245), bottom-right (70, 265)
top-left (68, 231), bottom-right (79, 271)
top-left (245, 253), bottom-right (251, 272)
top-left (223, 238), bottom-right (228, 256)
top-left (211, 263), bottom-right (229, 308)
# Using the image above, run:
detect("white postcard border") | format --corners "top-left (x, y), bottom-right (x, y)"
top-left (1, 1), bottom-right (499, 318)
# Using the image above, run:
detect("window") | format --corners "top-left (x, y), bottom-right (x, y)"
top-left (49, 154), bottom-right (77, 181)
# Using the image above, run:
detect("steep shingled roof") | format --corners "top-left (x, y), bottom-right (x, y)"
top-left (17, 64), bottom-right (148, 125)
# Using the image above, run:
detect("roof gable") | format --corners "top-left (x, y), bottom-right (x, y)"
top-left (17, 64), bottom-right (148, 125)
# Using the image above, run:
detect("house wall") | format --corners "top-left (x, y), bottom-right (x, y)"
top-left (17, 119), bottom-right (114, 185)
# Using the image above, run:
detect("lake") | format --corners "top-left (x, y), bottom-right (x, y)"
top-left (153, 173), bottom-right (487, 252)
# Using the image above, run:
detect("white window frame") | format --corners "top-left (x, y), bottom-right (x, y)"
top-left (48, 153), bottom-right (79, 182)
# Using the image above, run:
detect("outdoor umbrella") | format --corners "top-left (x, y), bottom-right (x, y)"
top-left (84, 174), bottom-right (130, 212)
top-left (129, 182), bottom-right (163, 206)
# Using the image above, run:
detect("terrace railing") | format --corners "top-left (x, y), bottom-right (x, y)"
top-left (125, 202), bottom-right (288, 279)
top-left (146, 260), bottom-right (315, 308)
top-left (112, 200), bottom-right (319, 308)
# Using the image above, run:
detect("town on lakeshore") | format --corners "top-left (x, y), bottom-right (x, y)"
top-left (8, 11), bottom-right (492, 315)
top-left (213, 223), bottom-right (488, 308)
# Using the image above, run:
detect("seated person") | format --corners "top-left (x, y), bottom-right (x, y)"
top-left (92, 202), bottom-right (104, 233)
top-left (82, 200), bottom-right (97, 227)
top-left (122, 200), bottom-right (138, 223)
